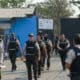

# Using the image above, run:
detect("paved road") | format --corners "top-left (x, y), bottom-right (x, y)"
top-left (1, 55), bottom-right (70, 80)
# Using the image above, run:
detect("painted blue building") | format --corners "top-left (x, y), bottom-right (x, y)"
top-left (0, 8), bottom-right (37, 56)
top-left (11, 16), bottom-right (37, 48)
top-left (0, 8), bottom-right (37, 48)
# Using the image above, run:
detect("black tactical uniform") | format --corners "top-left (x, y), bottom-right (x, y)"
top-left (25, 41), bottom-right (38, 80)
top-left (43, 34), bottom-right (52, 70)
top-left (0, 37), bottom-right (4, 80)
top-left (8, 34), bottom-right (19, 72)
top-left (37, 40), bottom-right (44, 77)
top-left (44, 39), bottom-right (51, 70)
top-left (65, 34), bottom-right (80, 80)
top-left (57, 39), bottom-right (70, 70)
top-left (37, 32), bottom-right (47, 77)
top-left (70, 47), bottom-right (80, 80)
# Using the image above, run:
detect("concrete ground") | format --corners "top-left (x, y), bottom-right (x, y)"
top-left (1, 54), bottom-right (70, 80)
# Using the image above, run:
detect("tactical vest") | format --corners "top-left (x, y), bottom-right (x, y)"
top-left (26, 41), bottom-right (36, 55)
top-left (8, 38), bottom-right (17, 50)
top-left (44, 39), bottom-right (51, 52)
top-left (70, 47), bottom-right (80, 76)
top-left (59, 39), bottom-right (68, 49)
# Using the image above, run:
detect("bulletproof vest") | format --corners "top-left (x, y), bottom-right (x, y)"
top-left (70, 47), bottom-right (80, 76)
top-left (8, 38), bottom-right (17, 50)
top-left (26, 41), bottom-right (36, 55)
top-left (59, 39), bottom-right (68, 49)
top-left (44, 39), bottom-right (51, 52)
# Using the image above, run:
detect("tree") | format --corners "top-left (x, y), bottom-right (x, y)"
top-left (71, 0), bottom-right (80, 9)
top-left (0, 0), bottom-right (25, 8)
top-left (36, 0), bottom-right (73, 35)
top-left (70, 0), bottom-right (80, 10)
top-left (71, 0), bottom-right (80, 5)
top-left (70, 0), bottom-right (80, 17)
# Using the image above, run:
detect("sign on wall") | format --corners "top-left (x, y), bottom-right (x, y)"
top-left (38, 19), bottom-right (53, 30)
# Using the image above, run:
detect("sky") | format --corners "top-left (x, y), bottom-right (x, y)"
top-left (25, 0), bottom-right (45, 5)
top-left (71, 4), bottom-right (80, 17)
top-left (31, 0), bottom-right (45, 3)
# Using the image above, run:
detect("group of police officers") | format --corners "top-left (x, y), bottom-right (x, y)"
top-left (54, 33), bottom-right (80, 80)
top-left (0, 31), bottom-right (53, 80)
top-left (21, 32), bottom-right (52, 80)
top-left (0, 32), bottom-right (80, 80)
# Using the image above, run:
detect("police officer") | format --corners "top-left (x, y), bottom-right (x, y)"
top-left (36, 33), bottom-right (47, 78)
top-left (23, 33), bottom-right (40, 80)
top-left (0, 36), bottom-right (4, 65)
top-left (57, 34), bottom-right (70, 70)
top-left (0, 35), bottom-right (4, 80)
top-left (65, 34), bottom-right (80, 80)
top-left (44, 34), bottom-right (52, 70)
top-left (8, 33), bottom-right (21, 72)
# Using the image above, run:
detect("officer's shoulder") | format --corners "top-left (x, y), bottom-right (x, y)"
top-left (69, 46), bottom-right (77, 49)
top-left (68, 46), bottom-right (78, 53)
top-left (68, 46), bottom-right (74, 50)
top-left (66, 47), bottom-right (75, 55)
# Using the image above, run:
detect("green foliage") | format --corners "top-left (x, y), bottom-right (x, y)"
top-left (36, 0), bottom-right (73, 35)
top-left (0, 0), bottom-right (25, 8)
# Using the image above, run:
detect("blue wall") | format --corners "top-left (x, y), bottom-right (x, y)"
top-left (11, 16), bottom-right (37, 49)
